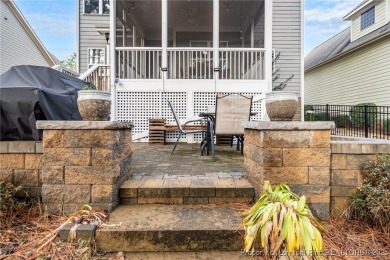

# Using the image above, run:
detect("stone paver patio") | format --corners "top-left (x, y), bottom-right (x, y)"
top-left (130, 142), bottom-right (245, 180)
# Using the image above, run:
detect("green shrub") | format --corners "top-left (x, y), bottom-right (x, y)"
top-left (304, 105), bottom-right (315, 121)
top-left (242, 181), bottom-right (323, 257)
top-left (313, 112), bottom-right (329, 121)
top-left (331, 114), bottom-right (351, 128)
top-left (0, 181), bottom-right (25, 217)
top-left (384, 119), bottom-right (390, 134)
top-left (349, 103), bottom-right (377, 128)
top-left (348, 154), bottom-right (390, 233)
top-left (304, 105), bottom-right (314, 111)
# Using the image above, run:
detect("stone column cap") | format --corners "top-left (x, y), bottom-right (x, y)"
top-left (242, 121), bottom-right (335, 130)
top-left (37, 121), bottom-right (133, 130)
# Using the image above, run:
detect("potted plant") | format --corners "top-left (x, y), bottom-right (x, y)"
top-left (265, 52), bottom-right (298, 121)
top-left (77, 84), bottom-right (111, 121)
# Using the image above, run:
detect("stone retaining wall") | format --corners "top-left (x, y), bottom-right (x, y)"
top-left (243, 122), bottom-right (390, 220)
top-left (37, 121), bottom-right (133, 215)
top-left (0, 141), bottom-right (43, 197)
top-left (330, 138), bottom-right (390, 216)
top-left (243, 121), bottom-right (334, 220)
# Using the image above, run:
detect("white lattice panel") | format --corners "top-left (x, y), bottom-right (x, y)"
top-left (116, 91), bottom-right (263, 143)
top-left (116, 91), bottom-right (161, 135)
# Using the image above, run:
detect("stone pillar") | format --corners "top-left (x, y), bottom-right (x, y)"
top-left (243, 121), bottom-right (335, 220)
top-left (37, 121), bottom-right (133, 215)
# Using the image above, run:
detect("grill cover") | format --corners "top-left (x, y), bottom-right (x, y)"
top-left (0, 65), bottom-right (94, 140)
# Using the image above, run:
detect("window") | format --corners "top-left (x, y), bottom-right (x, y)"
top-left (84, 0), bottom-right (110, 15)
top-left (88, 48), bottom-right (105, 66)
top-left (361, 6), bottom-right (375, 30)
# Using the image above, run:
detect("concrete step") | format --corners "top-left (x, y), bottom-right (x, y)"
top-left (96, 204), bottom-right (245, 252)
top-left (119, 178), bottom-right (255, 205)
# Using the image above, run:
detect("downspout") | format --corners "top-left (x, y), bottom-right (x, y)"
top-left (109, 0), bottom-right (116, 120)
top-left (263, 0), bottom-right (273, 120)
top-left (300, 0), bottom-right (304, 121)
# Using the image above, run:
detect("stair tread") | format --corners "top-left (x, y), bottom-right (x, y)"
top-left (99, 204), bottom-right (244, 232)
top-left (96, 204), bottom-right (248, 251)
top-left (120, 178), bottom-right (254, 190)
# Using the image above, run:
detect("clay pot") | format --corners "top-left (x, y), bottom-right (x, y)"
top-left (77, 90), bottom-right (111, 121)
top-left (265, 92), bottom-right (299, 121)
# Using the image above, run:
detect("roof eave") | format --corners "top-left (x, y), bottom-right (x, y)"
top-left (305, 30), bottom-right (390, 73)
top-left (4, 0), bottom-right (57, 66)
top-left (343, 0), bottom-right (377, 20)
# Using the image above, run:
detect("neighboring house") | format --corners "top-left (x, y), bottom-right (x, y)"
top-left (305, 0), bottom-right (390, 106)
top-left (77, 0), bottom-right (304, 139)
top-left (0, 0), bottom-right (57, 75)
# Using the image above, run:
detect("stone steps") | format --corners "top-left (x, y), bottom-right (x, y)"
top-left (95, 204), bottom-right (245, 252)
top-left (119, 178), bottom-right (255, 205)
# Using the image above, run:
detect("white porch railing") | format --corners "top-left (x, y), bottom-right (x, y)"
top-left (219, 48), bottom-right (265, 80)
top-left (167, 48), bottom-right (214, 79)
top-left (79, 64), bottom-right (111, 92)
top-left (115, 47), bottom-right (265, 81)
top-left (52, 65), bottom-right (79, 78)
top-left (116, 47), bottom-right (162, 79)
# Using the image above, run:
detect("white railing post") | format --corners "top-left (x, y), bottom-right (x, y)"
top-left (213, 0), bottom-right (219, 86)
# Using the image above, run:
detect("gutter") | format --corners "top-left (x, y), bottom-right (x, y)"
top-left (305, 30), bottom-right (390, 73)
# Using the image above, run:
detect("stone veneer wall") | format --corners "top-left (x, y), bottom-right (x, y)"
top-left (243, 121), bottom-right (335, 220)
top-left (0, 141), bottom-right (43, 197)
top-left (330, 138), bottom-right (390, 216)
top-left (37, 121), bottom-right (133, 215)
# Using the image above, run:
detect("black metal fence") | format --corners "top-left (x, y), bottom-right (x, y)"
top-left (304, 104), bottom-right (390, 140)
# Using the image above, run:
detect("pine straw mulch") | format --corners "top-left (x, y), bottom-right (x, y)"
top-left (0, 202), bottom-right (109, 259)
top-left (321, 219), bottom-right (390, 260)
top-left (1, 201), bottom-right (389, 259)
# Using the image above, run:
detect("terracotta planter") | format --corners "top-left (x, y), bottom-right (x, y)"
top-left (265, 91), bottom-right (299, 121)
top-left (77, 90), bottom-right (111, 121)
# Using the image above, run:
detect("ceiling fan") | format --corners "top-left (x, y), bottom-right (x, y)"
top-left (175, 7), bottom-right (198, 25)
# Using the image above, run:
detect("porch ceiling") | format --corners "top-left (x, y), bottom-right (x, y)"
top-left (117, 0), bottom-right (263, 38)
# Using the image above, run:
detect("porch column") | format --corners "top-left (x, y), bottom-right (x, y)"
top-left (109, 0), bottom-right (116, 120)
top-left (213, 0), bottom-right (219, 73)
top-left (162, 0), bottom-right (168, 72)
top-left (264, 0), bottom-right (273, 92)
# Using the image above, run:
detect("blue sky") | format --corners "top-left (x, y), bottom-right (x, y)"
top-left (14, 0), bottom-right (362, 61)
top-left (14, 0), bottom-right (76, 61)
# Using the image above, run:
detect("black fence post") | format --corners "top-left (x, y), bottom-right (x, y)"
top-left (326, 104), bottom-right (330, 121)
top-left (364, 105), bottom-right (368, 138)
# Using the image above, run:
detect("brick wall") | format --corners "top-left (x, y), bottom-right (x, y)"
top-left (243, 121), bottom-right (334, 220)
top-left (330, 138), bottom-right (390, 216)
top-left (0, 141), bottom-right (43, 197)
top-left (37, 121), bottom-right (133, 215)
top-left (243, 124), bottom-right (390, 220)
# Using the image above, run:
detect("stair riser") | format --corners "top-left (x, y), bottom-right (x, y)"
top-left (96, 230), bottom-right (243, 252)
top-left (120, 187), bottom-right (254, 205)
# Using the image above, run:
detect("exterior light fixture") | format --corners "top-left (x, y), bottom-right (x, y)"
top-left (105, 33), bottom-right (110, 44)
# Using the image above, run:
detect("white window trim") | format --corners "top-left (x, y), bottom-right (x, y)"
top-left (83, 0), bottom-right (109, 15)
top-left (87, 48), bottom-right (106, 67)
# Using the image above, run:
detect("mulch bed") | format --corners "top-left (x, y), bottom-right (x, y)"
top-left (1, 203), bottom-right (389, 259)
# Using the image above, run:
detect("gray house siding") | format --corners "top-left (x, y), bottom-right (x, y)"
top-left (0, 1), bottom-right (51, 75)
top-left (272, 0), bottom-right (302, 94)
top-left (78, 0), bottom-right (109, 73)
top-left (305, 36), bottom-right (390, 106)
